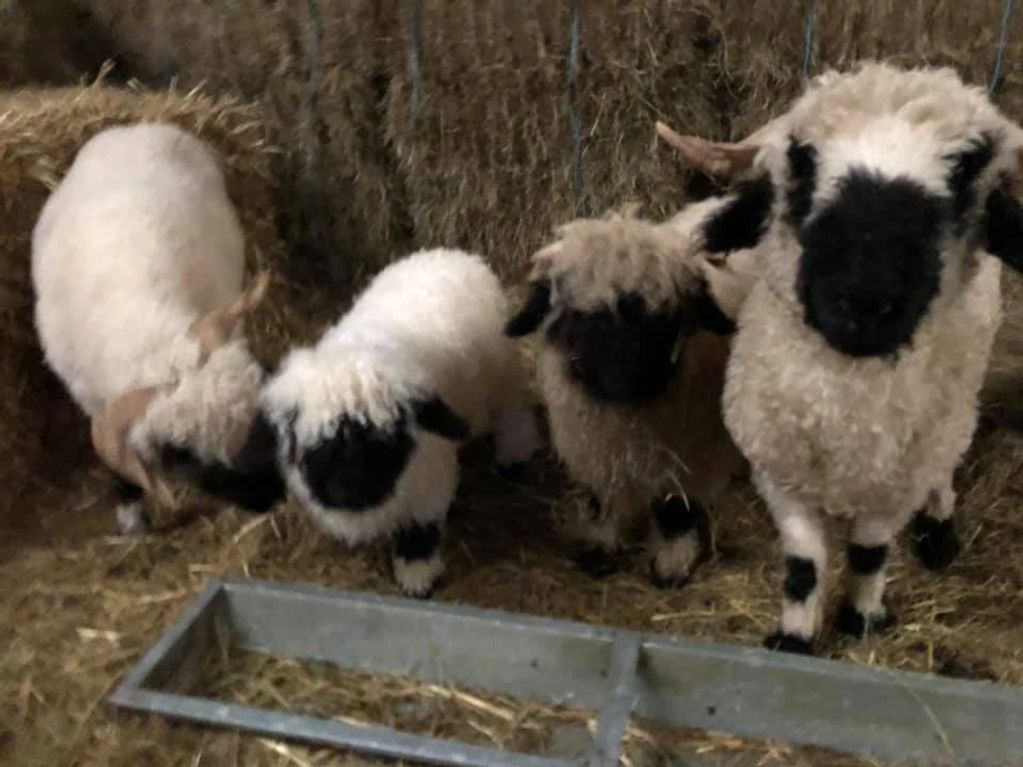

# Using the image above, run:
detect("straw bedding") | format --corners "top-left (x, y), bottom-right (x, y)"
top-left (2, 2), bottom-right (1023, 765)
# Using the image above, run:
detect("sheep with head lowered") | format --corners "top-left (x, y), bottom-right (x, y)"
top-left (659, 62), bottom-right (1023, 653)
top-left (260, 248), bottom-right (542, 597)
top-left (32, 123), bottom-right (285, 532)
top-left (505, 206), bottom-right (746, 586)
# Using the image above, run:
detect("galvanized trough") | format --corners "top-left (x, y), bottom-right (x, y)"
top-left (109, 578), bottom-right (1023, 767)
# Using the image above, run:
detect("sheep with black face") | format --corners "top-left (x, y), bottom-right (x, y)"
top-left (32, 123), bottom-right (285, 532)
top-left (261, 248), bottom-right (541, 597)
top-left (660, 62), bottom-right (1023, 653)
top-left (506, 208), bottom-right (744, 586)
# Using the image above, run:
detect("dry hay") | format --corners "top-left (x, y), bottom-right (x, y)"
top-left (0, 79), bottom-right (319, 530)
top-left (1, 416), bottom-right (1020, 765)
top-left (77, 0), bottom-right (1023, 284)
top-left (2, 3), bottom-right (1023, 766)
top-left (0, 0), bottom-right (111, 88)
top-left (184, 644), bottom-right (902, 767)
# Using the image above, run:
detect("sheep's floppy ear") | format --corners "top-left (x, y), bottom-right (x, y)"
top-left (656, 120), bottom-right (770, 178)
top-left (505, 280), bottom-right (553, 337)
top-left (984, 148), bottom-right (1023, 273)
top-left (414, 396), bottom-right (471, 441)
top-left (984, 186), bottom-right (1023, 272)
top-left (91, 386), bottom-right (179, 509)
top-left (694, 249), bottom-right (759, 329)
top-left (190, 271), bottom-right (271, 361)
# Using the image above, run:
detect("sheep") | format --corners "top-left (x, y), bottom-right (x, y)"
top-left (260, 248), bottom-right (542, 597)
top-left (32, 123), bottom-right (285, 532)
top-left (657, 62), bottom-right (1023, 653)
top-left (505, 206), bottom-right (746, 586)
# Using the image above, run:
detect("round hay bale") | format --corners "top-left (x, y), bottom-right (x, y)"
top-left (0, 81), bottom-right (303, 529)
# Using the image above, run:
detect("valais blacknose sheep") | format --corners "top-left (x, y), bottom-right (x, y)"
top-left (505, 207), bottom-right (745, 586)
top-left (261, 248), bottom-right (541, 597)
top-left (660, 62), bottom-right (1023, 653)
top-left (33, 123), bottom-right (284, 532)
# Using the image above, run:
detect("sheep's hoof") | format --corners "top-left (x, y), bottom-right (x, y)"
top-left (763, 631), bottom-right (814, 655)
top-left (575, 546), bottom-right (619, 578)
top-left (912, 512), bottom-right (960, 571)
top-left (116, 503), bottom-right (151, 536)
top-left (402, 584), bottom-right (436, 600)
top-left (648, 562), bottom-right (691, 590)
top-left (836, 601), bottom-right (896, 638)
top-left (495, 462), bottom-right (527, 483)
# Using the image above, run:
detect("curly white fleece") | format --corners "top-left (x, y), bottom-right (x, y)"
top-left (32, 122), bottom-right (264, 467)
top-left (722, 62), bottom-right (1021, 516)
top-left (262, 248), bottom-right (538, 544)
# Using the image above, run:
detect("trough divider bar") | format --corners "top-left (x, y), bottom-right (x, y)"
top-left (587, 635), bottom-right (641, 767)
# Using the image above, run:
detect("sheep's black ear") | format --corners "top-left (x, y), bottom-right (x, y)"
top-left (505, 281), bottom-right (552, 337)
top-left (693, 283), bottom-right (736, 335)
top-left (701, 175), bottom-right (775, 254)
top-left (414, 396), bottom-right (471, 441)
top-left (983, 187), bottom-right (1023, 272)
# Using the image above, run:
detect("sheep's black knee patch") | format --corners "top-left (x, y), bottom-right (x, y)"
top-left (912, 511), bottom-right (960, 571)
top-left (848, 543), bottom-right (887, 575)
top-left (837, 601), bottom-right (896, 639)
top-left (652, 495), bottom-right (702, 539)
top-left (393, 522), bottom-right (441, 562)
top-left (764, 631), bottom-right (814, 655)
top-left (783, 556), bottom-right (817, 603)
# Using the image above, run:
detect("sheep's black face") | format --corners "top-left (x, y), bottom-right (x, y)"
top-left (299, 413), bottom-right (415, 512)
top-left (547, 293), bottom-right (686, 402)
top-left (158, 413), bottom-right (285, 513)
top-left (796, 171), bottom-right (945, 358)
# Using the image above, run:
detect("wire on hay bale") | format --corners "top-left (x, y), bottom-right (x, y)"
top-left (0, 78), bottom-right (305, 529)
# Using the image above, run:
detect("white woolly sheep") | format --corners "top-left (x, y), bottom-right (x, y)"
top-left (260, 248), bottom-right (542, 597)
top-left (505, 207), bottom-right (745, 586)
top-left (32, 123), bottom-right (284, 532)
top-left (659, 62), bottom-right (1023, 653)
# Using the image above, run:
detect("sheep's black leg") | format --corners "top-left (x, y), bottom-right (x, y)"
top-left (649, 495), bottom-right (705, 589)
top-left (911, 485), bottom-right (960, 571)
top-left (575, 494), bottom-right (620, 577)
top-left (392, 521), bottom-right (444, 598)
top-left (759, 475), bottom-right (823, 655)
top-left (114, 479), bottom-right (150, 535)
top-left (837, 513), bottom-right (902, 638)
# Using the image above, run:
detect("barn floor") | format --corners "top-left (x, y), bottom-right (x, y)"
top-left (1, 407), bottom-right (1021, 766)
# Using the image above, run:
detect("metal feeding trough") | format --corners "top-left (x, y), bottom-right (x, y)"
top-left (109, 578), bottom-right (1023, 767)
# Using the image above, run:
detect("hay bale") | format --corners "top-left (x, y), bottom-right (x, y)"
top-left (0, 81), bottom-right (303, 527)
top-left (77, 1), bottom-right (1023, 287)
top-left (0, 0), bottom-right (111, 87)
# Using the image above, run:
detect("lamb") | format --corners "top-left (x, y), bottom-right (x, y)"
top-left (32, 123), bottom-right (285, 532)
top-left (260, 248), bottom-right (542, 597)
top-left (658, 62), bottom-right (1023, 653)
top-left (505, 207), bottom-right (746, 586)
